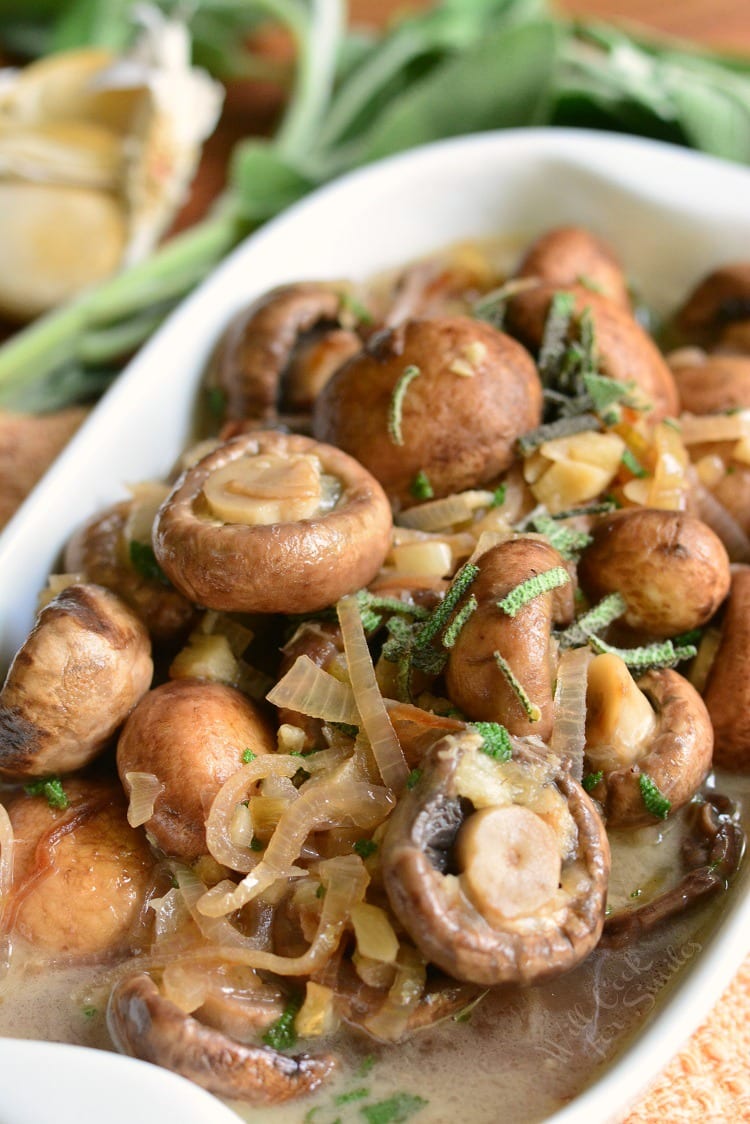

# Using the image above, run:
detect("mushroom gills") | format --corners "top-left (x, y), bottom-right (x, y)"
top-left (201, 451), bottom-right (342, 525)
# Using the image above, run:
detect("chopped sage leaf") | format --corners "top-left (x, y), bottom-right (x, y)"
top-left (497, 566), bottom-right (570, 618)
top-left (24, 776), bottom-right (68, 810)
top-left (353, 839), bottom-right (378, 859)
top-left (639, 773), bottom-right (671, 820)
top-left (582, 771), bottom-right (604, 793)
top-left (388, 365), bottom-right (421, 447)
top-left (472, 722), bottom-right (513, 762)
top-left (410, 470), bottom-right (434, 500)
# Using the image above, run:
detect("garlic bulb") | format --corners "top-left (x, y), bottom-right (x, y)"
top-left (0, 6), bottom-right (223, 321)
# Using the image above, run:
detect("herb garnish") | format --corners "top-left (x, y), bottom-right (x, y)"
top-left (24, 776), bottom-right (68, 809)
top-left (585, 632), bottom-right (697, 672)
top-left (410, 470), bottom-right (434, 500)
top-left (406, 768), bottom-right (422, 790)
top-left (241, 748), bottom-right (256, 764)
top-left (472, 722), bottom-right (513, 762)
top-left (388, 365), bottom-right (421, 446)
top-left (493, 651), bottom-right (541, 722)
top-left (621, 448), bottom-right (648, 478)
top-left (639, 773), bottom-right (672, 820)
top-left (353, 839), bottom-right (378, 860)
top-left (360, 1093), bottom-right (428, 1124)
top-left (129, 540), bottom-right (170, 585)
top-left (582, 771), bottom-right (604, 793)
top-left (497, 566), bottom-right (570, 618)
top-left (557, 592), bottom-right (627, 649)
top-left (262, 996), bottom-right (301, 1051)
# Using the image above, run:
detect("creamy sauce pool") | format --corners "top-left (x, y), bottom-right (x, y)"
top-left (1, 771), bottom-right (746, 1124)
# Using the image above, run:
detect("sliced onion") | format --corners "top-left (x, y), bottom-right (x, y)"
top-left (679, 411), bottom-right (750, 445)
top-left (467, 528), bottom-right (513, 563)
top-left (124, 771), bottom-right (165, 828)
top-left (550, 647), bottom-right (593, 781)
top-left (266, 654), bottom-right (359, 724)
top-left (364, 944), bottom-right (427, 1042)
top-left (148, 887), bottom-right (192, 944)
top-left (338, 595), bottom-right (409, 791)
top-left (175, 865), bottom-right (268, 950)
top-left (162, 961), bottom-right (208, 1013)
top-left (397, 490), bottom-right (495, 531)
top-left (191, 853), bottom-right (369, 976)
top-left (205, 755), bottom-right (300, 872)
top-left (198, 775), bottom-right (394, 917)
top-left (692, 478), bottom-right (750, 562)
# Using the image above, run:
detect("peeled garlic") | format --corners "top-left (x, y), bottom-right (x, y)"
top-left (0, 7), bottom-right (222, 321)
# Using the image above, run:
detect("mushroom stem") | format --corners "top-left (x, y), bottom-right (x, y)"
top-left (585, 653), bottom-right (657, 772)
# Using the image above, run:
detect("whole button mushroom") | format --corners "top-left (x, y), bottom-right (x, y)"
top-left (381, 730), bottom-right (610, 986)
top-left (117, 678), bottom-right (276, 862)
top-left (513, 226), bottom-right (631, 309)
top-left (6, 778), bottom-right (157, 957)
top-left (153, 431), bottom-right (392, 614)
top-left (504, 283), bottom-right (679, 420)
top-left (0, 583), bottom-right (153, 780)
top-left (675, 263), bottom-right (750, 347)
top-left (312, 316), bottom-right (542, 508)
top-left (445, 538), bottom-right (574, 740)
top-left (669, 351), bottom-right (750, 415)
top-left (64, 498), bottom-right (196, 644)
top-left (702, 567), bottom-right (750, 770)
top-left (585, 654), bottom-right (713, 828)
top-left (578, 508), bottom-right (731, 636)
top-left (205, 282), bottom-right (362, 424)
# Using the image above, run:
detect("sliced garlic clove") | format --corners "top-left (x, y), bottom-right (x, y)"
top-left (0, 181), bottom-right (126, 321)
top-left (0, 120), bottom-right (123, 189)
top-left (0, 49), bottom-right (137, 132)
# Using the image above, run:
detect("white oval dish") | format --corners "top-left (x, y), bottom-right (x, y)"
top-left (0, 128), bottom-right (749, 1124)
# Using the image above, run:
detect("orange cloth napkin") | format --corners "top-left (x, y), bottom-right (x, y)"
top-left (624, 954), bottom-right (750, 1121)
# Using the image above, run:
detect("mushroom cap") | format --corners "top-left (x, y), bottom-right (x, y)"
top-left (703, 566), bottom-right (750, 770)
top-left (675, 263), bottom-right (750, 346)
top-left (504, 283), bottom-right (679, 420)
top-left (670, 352), bottom-right (750, 415)
top-left (6, 778), bottom-right (156, 956)
top-left (204, 282), bottom-right (349, 423)
top-left (64, 499), bottom-right (196, 644)
top-left (577, 508), bottom-right (731, 636)
top-left (587, 668), bottom-right (714, 828)
top-left (117, 677), bottom-right (276, 861)
top-left (0, 583), bottom-right (153, 779)
top-left (312, 316), bottom-right (542, 508)
top-left (381, 731), bottom-right (610, 986)
top-left (108, 974), bottom-right (336, 1105)
top-left (445, 538), bottom-right (574, 740)
top-left (513, 226), bottom-right (630, 309)
top-left (153, 431), bottom-right (393, 614)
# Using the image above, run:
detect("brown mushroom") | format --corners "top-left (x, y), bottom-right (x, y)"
top-left (312, 316), bottom-right (542, 508)
top-left (117, 678), bottom-right (275, 861)
top-left (669, 350), bottom-right (750, 415)
top-left (445, 539), bottom-right (575, 740)
top-left (64, 498), bottom-right (196, 644)
top-left (108, 974), bottom-right (336, 1104)
top-left (153, 431), bottom-right (392, 614)
top-left (577, 508), bottom-right (730, 636)
top-left (205, 282), bottom-right (362, 424)
top-left (6, 778), bottom-right (157, 957)
top-left (381, 730), bottom-right (609, 986)
top-left (601, 794), bottom-right (744, 948)
top-left (504, 283), bottom-right (679, 420)
top-left (513, 226), bottom-right (630, 309)
top-left (0, 583), bottom-right (152, 780)
top-left (584, 660), bottom-right (713, 828)
top-left (702, 566), bottom-right (750, 770)
top-left (675, 263), bottom-right (750, 347)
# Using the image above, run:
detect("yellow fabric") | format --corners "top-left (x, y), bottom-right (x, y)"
top-left (625, 955), bottom-right (750, 1122)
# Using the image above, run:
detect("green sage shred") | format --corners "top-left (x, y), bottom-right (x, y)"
top-left (406, 768), bottom-right (422, 790)
top-left (24, 776), bottom-right (68, 810)
top-left (472, 722), bottom-right (513, 762)
top-left (129, 540), bottom-right (170, 585)
top-left (493, 651), bottom-right (541, 722)
top-left (441, 595), bottom-right (477, 649)
top-left (388, 365), bottom-right (421, 446)
top-left (528, 513), bottom-right (592, 560)
top-left (517, 413), bottom-right (600, 455)
top-left (621, 447), bottom-right (648, 478)
top-left (639, 773), bottom-right (672, 819)
top-left (410, 470), bottom-right (434, 500)
top-left (353, 839), bottom-right (378, 859)
top-left (497, 566), bottom-right (570, 618)
top-left (585, 631), bottom-right (697, 670)
top-left (558, 592), bottom-right (627, 648)
top-left (582, 771), bottom-right (604, 793)
top-left (262, 997), bottom-right (301, 1051)
top-left (538, 291), bottom-right (575, 380)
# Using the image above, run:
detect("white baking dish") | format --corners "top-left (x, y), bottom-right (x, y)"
top-left (0, 128), bottom-right (749, 1124)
